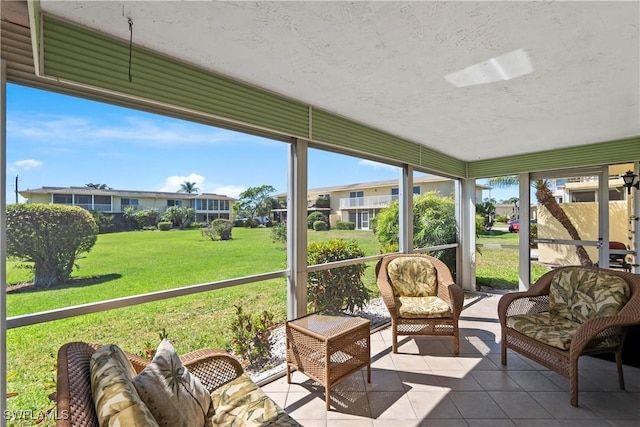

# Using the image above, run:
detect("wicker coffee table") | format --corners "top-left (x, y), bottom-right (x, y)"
top-left (286, 311), bottom-right (371, 410)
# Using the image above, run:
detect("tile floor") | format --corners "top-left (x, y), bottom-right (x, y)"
top-left (262, 294), bottom-right (640, 426)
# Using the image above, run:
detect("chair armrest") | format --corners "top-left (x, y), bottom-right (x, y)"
top-left (441, 282), bottom-right (464, 319)
top-left (570, 309), bottom-right (640, 358)
top-left (497, 290), bottom-right (550, 326)
top-left (179, 348), bottom-right (245, 393)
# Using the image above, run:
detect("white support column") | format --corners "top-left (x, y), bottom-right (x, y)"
top-left (398, 166), bottom-right (413, 253)
top-left (598, 166), bottom-right (609, 268)
top-left (1, 59), bottom-right (7, 427)
top-left (518, 173), bottom-right (531, 291)
top-left (459, 178), bottom-right (476, 291)
top-left (287, 138), bottom-right (308, 319)
top-left (634, 162), bottom-right (640, 274)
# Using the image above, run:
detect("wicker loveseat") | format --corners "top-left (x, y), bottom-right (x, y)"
top-left (498, 266), bottom-right (640, 406)
top-left (56, 341), bottom-right (300, 427)
top-left (376, 254), bottom-right (464, 354)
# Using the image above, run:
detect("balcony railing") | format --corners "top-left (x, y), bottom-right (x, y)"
top-left (339, 195), bottom-right (398, 209)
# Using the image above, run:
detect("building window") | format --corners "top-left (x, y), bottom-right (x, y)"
top-left (610, 188), bottom-right (625, 201)
top-left (52, 194), bottom-right (72, 204)
top-left (391, 186), bottom-right (420, 195)
top-left (349, 191), bottom-right (364, 198)
top-left (121, 198), bottom-right (139, 207)
top-left (167, 200), bottom-right (183, 207)
top-left (571, 191), bottom-right (595, 203)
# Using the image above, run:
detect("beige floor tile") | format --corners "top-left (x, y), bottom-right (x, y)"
top-left (512, 420), bottom-right (562, 427)
top-left (448, 391), bottom-right (508, 419)
top-left (471, 371), bottom-right (522, 391)
top-left (366, 368), bottom-right (406, 392)
top-left (505, 371), bottom-right (562, 392)
top-left (392, 353), bottom-right (432, 371)
top-left (488, 391), bottom-right (552, 419)
top-left (399, 371), bottom-right (445, 392)
top-left (284, 391), bottom-right (328, 421)
top-left (423, 355), bottom-right (466, 371)
top-left (528, 391), bottom-right (600, 420)
top-left (464, 420), bottom-right (515, 427)
top-left (407, 390), bottom-right (462, 419)
top-left (456, 355), bottom-right (500, 371)
top-left (367, 392), bottom-right (418, 420)
top-left (433, 371), bottom-right (483, 391)
top-left (419, 419), bottom-right (469, 427)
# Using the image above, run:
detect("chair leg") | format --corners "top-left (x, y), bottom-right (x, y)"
top-left (616, 349), bottom-right (626, 390)
top-left (570, 359), bottom-right (579, 407)
top-left (392, 324), bottom-right (398, 353)
top-left (453, 332), bottom-right (459, 356)
top-left (501, 338), bottom-right (507, 366)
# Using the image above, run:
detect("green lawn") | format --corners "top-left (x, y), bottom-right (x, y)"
top-left (5, 226), bottom-right (541, 421)
top-left (6, 228), bottom-right (382, 419)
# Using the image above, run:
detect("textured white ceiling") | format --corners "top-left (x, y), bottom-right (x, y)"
top-left (40, 1), bottom-right (639, 162)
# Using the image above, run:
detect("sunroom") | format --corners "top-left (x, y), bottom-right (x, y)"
top-left (1, 1), bottom-right (640, 425)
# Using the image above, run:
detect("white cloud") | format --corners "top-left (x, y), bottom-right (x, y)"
top-left (358, 159), bottom-right (398, 172)
top-left (158, 174), bottom-right (244, 198)
top-left (209, 185), bottom-right (246, 199)
top-left (14, 159), bottom-right (43, 170)
top-left (158, 173), bottom-right (206, 192)
top-left (7, 113), bottom-right (233, 146)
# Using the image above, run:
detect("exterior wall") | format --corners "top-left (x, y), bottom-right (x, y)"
top-left (537, 201), bottom-right (630, 265)
top-left (25, 194), bottom-right (52, 204)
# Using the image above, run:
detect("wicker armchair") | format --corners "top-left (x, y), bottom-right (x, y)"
top-left (376, 254), bottom-right (464, 354)
top-left (55, 342), bottom-right (247, 427)
top-left (498, 266), bottom-right (640, 407)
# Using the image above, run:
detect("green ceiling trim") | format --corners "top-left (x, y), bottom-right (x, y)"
top-left (467, 136), bottom-right (640, 178)
top-left (312, 109), bottom-right (465, 176)
top-left (42, 16), bottom-right (309, 137)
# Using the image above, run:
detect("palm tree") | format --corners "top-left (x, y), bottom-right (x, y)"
top-left (85, 183), bottom-right (110, 189)
top-left (179, 181), bottom-right (199, 194)
top-left (488, 176), bottom-right (593, 266)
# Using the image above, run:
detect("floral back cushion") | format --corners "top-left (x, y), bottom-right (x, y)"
top-left (549, 267), bottom-right (630, 324)
top-left (387, 257), bottom-right (437, 297)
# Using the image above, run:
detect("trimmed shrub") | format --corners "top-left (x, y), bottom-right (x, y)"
top-left (6, 204), bottom-right (98, 288)
top-left (307, 211), bottom-right (328, 229)
top-left (313, 220), bottom-right (327, 231)
top-left (336, 221), bottom-right (355, 230)
top-left (158, 221), bottom-right (173, 231)
top-left (188, 221), bottom-right (207, 229)
top-left (202, 219), bottom-right (233, 241)
top-left (307, 239), bottom-right (370, 312)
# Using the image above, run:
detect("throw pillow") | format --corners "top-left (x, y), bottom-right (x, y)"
top-left (388, 256), bottom-right (438, 297)
top-left (90, 344), bottom-right (159, 427)
top-left (132, 339), bottom-right (211, 427)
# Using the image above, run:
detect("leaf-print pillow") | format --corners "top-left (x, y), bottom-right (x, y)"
top-left (90, 344), bottom-right (159, 427)
top-left (549, 267), bottom-right (630, 324)
top-left (388, 257), bottom-right (438, 297)
top-left (132, 339), bottom-right (211, 427)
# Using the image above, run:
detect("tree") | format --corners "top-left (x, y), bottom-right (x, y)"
top-left (374, 191), bottom-right (458, 271)
top-left (488, 176), bottom-right (593, 266)
top-left (85, 183), bottom-right (110, 189)
top-left (233, 185), bottom-right (276, 221)
top-left (162, 205), bottom-right (195, 229)
top-left (179, 181), bottom-right (199, 194)
top-left (6, 204), bottom-right (98, 288)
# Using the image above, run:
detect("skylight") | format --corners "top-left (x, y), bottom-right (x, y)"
top-left (445, 49), bottom-right (533, 87)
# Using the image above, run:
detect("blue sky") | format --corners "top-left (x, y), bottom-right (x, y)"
top-left (6, 84), bottom-right (515, 203)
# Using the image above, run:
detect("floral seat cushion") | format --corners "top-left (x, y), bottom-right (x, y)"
top-left (549, 267), bottom-right (630, 324)
top-left (395, 296), bottom-right (451, 319)
top-left (507, 312), bottom-right (623, 351)
top-left (388, 257), bottom-right (438, 297)
top-left (210, 373), bottom-right (301, 426)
